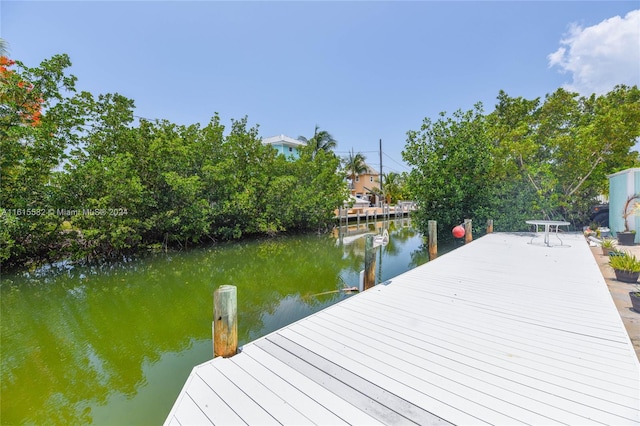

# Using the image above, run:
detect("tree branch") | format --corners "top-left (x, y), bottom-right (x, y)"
top-left (566, 143), bottom-right (611, 198)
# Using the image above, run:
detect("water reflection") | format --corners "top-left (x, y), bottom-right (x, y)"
top-left (1, 219), bottom-right (448, 425)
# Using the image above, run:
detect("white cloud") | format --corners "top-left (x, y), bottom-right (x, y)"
top-left (548, 9), bottom-right (640, 95)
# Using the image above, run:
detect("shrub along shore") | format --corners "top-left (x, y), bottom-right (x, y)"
top-left (1, 54), bottom-right (349, 270)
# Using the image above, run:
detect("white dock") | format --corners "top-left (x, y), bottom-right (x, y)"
top-left (165, 232), bottom-right (640, 425)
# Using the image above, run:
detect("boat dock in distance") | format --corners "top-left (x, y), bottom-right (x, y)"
top-left (165, 232), bottom-right (640, 425)
top-left (335, 202), bottom-right (415, 224)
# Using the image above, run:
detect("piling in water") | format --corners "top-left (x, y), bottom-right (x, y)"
top-left (464, 219), bottom-right (473, 244)
top-left (428, 220), bottom-right (437, 260)
top-left (364, 234), bottom-right (377, 290)
top-left (213, 285), bottom-right (238, 358)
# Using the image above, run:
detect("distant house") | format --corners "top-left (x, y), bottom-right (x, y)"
top-left (262, 134), bottom-right (306, 160)
top-left (349, 163), bottom-right (381, 206)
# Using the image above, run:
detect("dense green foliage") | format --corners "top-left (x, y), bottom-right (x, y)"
top-left (403, 86), bottom-right (640, 234)
top-left (382, 172), bottom-right (409, 204)
top-left (404, 105), bottom-right (494, 232)
top-left (1, 54), bottom-right (349, 268)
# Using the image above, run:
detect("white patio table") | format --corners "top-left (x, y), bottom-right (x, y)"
top-left (526, 220), bottom-right (571, 247)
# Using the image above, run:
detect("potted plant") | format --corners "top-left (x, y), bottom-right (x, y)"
top-left (609, 251), bottom-right (640, 283)
top-left (630, 285), bottom-right (640, 313)
top-left (584, 225), bottom-right (597, 239)
top-left (601, 238), bottom-right (616, 256)
top-left (617, 194), bottom-right (640, 246)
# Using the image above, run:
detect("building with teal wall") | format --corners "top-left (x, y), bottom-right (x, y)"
top-left (262, 134), bottom-right (306, 160)
top-left (608, 168), bottom-right (640, 242)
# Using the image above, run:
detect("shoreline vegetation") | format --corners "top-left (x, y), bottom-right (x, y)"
top-left (1, 54), bottom-right (351, 271)
top-left (3, 52), bottom-right (640, 272)
top-left (0, 111), bottom-right (351, 270)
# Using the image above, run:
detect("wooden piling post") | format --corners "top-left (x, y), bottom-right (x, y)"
top-left (428, 220), bottom-right (438, 260)
top-left (364, 234), bottom-right (377, 290)
top-left (487, 219), bottom-right (494, 234)
top-left (464, 219), bottom-right (473, 244)
top-left (213, 285), bottom-right (237, 358)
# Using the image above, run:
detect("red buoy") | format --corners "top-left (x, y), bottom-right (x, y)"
top-left (452, 225), bottom-right (465, 238)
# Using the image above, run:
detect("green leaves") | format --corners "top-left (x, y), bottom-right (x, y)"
top-left (404, 86), bottom-right (640, 235)
top-left (343, 149), bottom-right (367, 186)
top-left (403, 104), bottom-right (494, 234)
top-left (298, 125), bottom-right (338, 159)
top-left (382, 172), bottom-right (408, 204)
top-left (1, 52), bottom-right (350, 268)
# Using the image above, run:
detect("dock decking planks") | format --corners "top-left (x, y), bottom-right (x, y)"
top-left (165, 232), bottom-right (640, 425)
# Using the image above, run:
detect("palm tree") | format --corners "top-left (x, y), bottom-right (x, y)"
top-left (298, 125), bottom-right (337, 158)
top-left (343, 149), bottom-right (367, 191)
top-left (383, 172), bottom-right (406, 203)
top-left (0, 38), bottom-right (8, 56)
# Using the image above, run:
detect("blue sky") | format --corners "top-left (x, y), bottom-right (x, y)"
top-left (2, 1), bottom-right (639, 174)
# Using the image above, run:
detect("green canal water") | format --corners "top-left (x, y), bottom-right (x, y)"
top-left (1, 219), bottom-right (459, 425)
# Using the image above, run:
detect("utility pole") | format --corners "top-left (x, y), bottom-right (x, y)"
top-left (379, 138), bottom-right (383, 207)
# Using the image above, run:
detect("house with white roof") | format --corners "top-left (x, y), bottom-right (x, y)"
top-left (261, 134), bottom-right (306, 160)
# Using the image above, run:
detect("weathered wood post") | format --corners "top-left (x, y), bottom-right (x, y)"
top-left (213, 285), bottom-right (237, 358)
top-left (487, 219), bottom-right (494, 234)
top-left (364, 234), bottom-right (377, 290)
top-left (464, 219), bottom-right (473, 244)
top-left (428, 220), bottom-right (438, 260)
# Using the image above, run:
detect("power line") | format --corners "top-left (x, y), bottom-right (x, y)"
top-left (336, 149), bottom-right (411, 173)
top-left (334, 150), bottom-right (379, 155)
top-left (382, 166), bottom-right (407, 175)
top-left (382, 152), bottom-right (411, 172)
